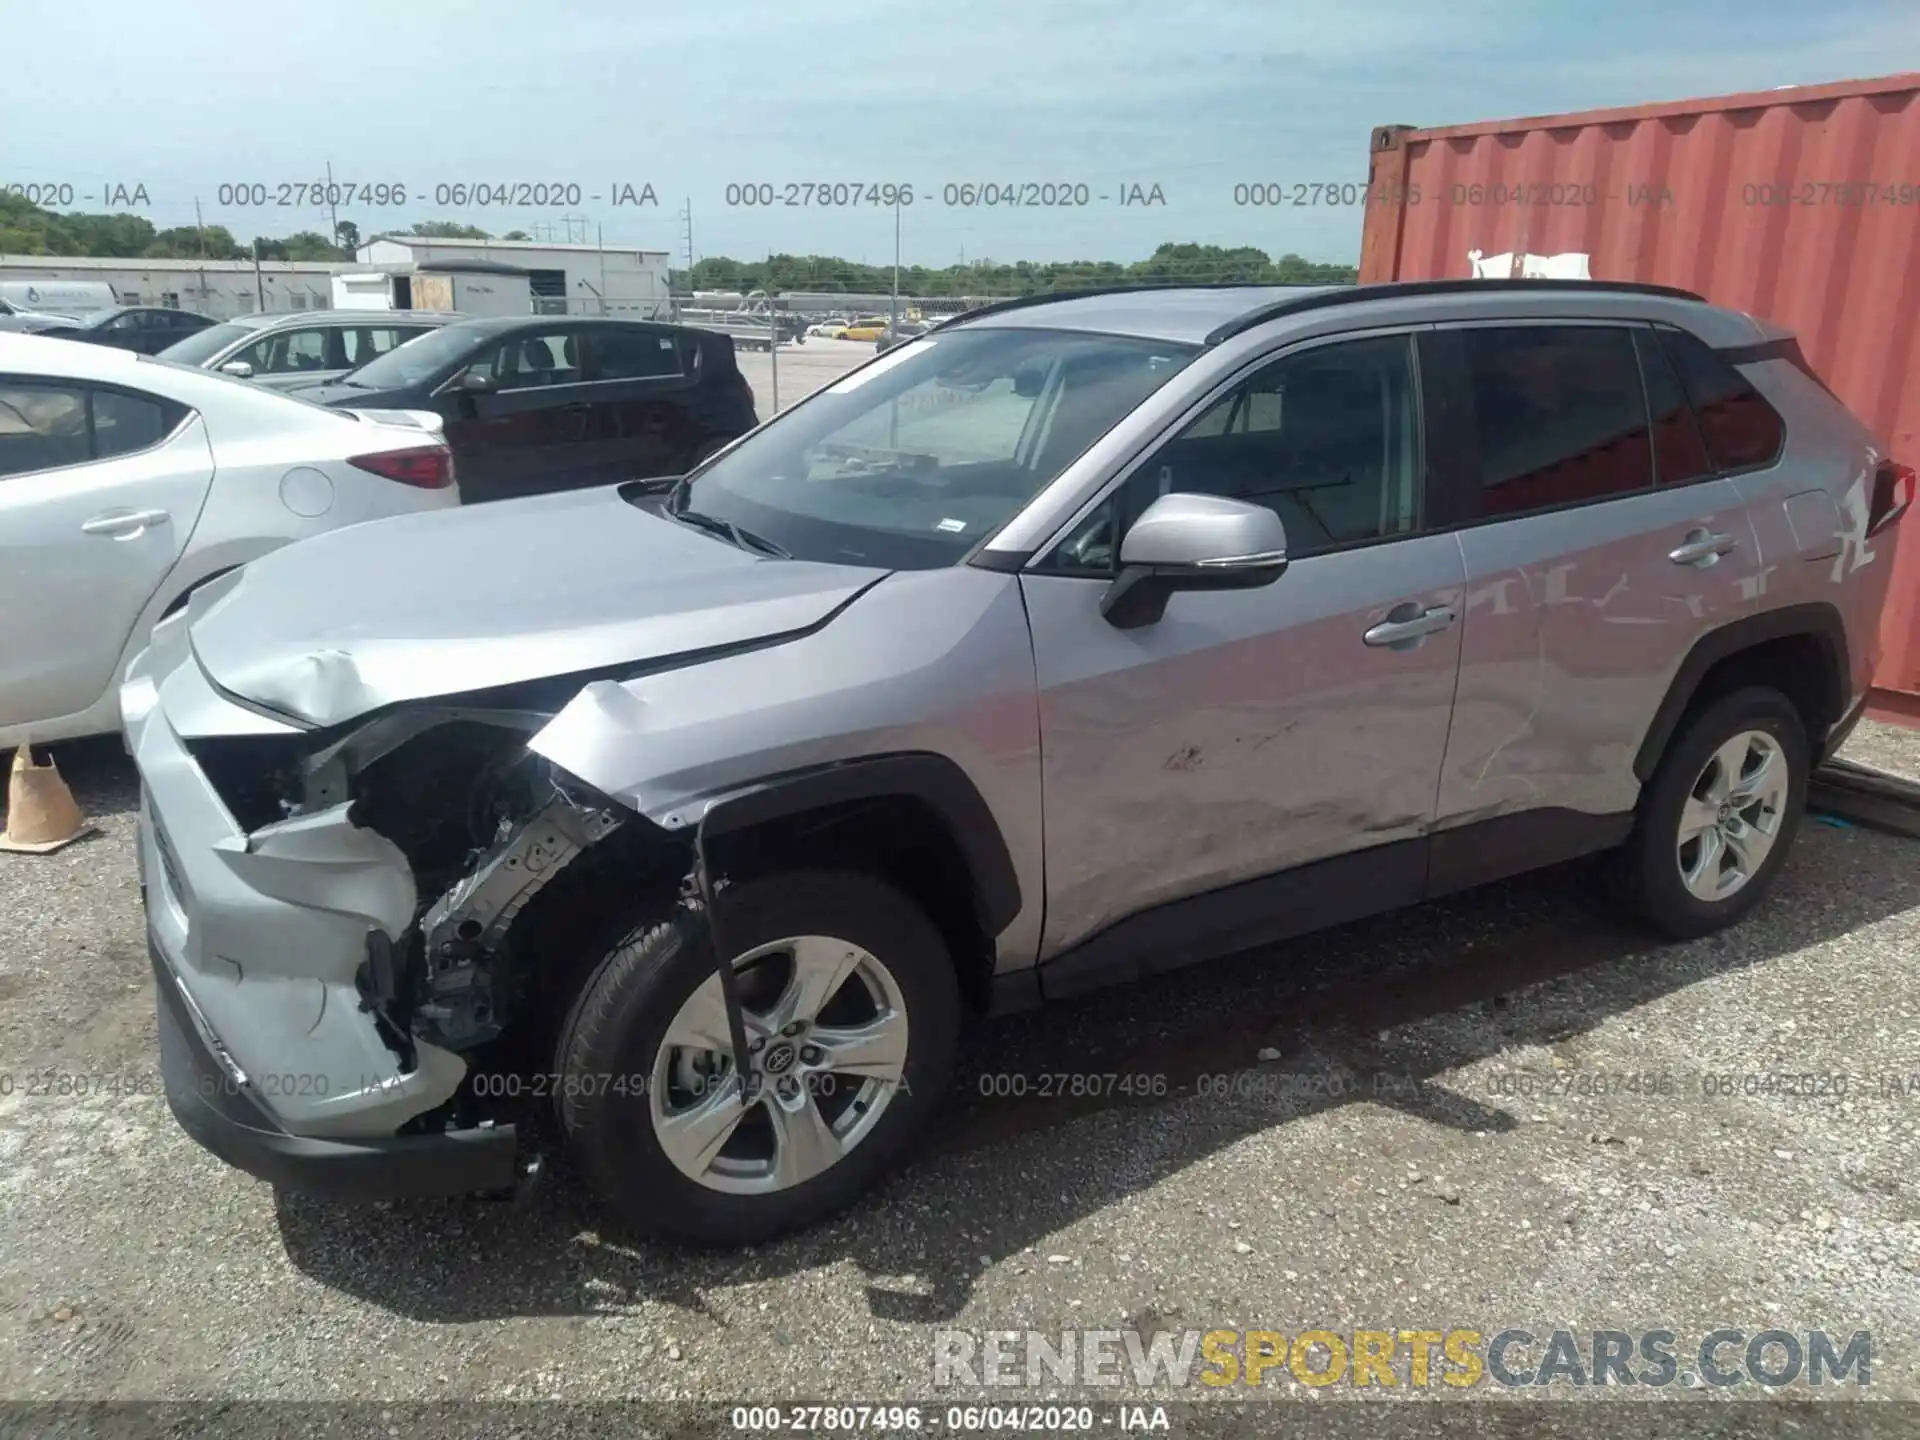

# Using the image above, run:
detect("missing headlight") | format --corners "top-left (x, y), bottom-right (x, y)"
top-left (182, 733), bottom-right (310, 832)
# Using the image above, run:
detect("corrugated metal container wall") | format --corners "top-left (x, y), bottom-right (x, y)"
top-left (1360, 73), bottom-right (1920, 716)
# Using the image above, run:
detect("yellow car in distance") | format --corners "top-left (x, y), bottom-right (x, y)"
top-left (839, 316), bottom-right (892, 342)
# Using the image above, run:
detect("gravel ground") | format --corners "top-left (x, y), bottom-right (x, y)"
top-left (2, 718), bottom-right (1919, 1420)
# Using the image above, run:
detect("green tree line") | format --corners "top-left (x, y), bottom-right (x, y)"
top-left (0, 197), bottom-right (529, 259)
top-left (672, 244), bottom-right (1358, 296)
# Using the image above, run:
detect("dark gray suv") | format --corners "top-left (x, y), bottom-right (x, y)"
top-left (125, 280), bottom-right (1909, 1245)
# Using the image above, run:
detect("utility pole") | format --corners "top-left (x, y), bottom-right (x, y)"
top-left (194, 197), bottom-right (207, 257)
top-left (325, 161), bottom-right (339, 249)
top-left (597, 225), bottom-right (609, 315)
top-left (767, 250), bottom-right (779, 415)
top-left (890, 195), bottom-right (901, 329)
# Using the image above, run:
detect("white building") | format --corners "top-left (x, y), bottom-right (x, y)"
top-left (1, 236), bottom-right (676, 320)
top-left (355, 236), bottom-right (673, 318)
top-left (0, 254), bottom-right (350, 318)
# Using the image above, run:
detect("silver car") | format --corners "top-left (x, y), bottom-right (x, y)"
top-left (157, 310), bottom-right (462, 390)
top-left (0, 332), bottom-right (460, 750)
top-left (125, 281), bottom-right (1906, 1245)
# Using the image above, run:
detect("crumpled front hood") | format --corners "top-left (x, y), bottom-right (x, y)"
top-left (188, 485), bottom-right (888, 728)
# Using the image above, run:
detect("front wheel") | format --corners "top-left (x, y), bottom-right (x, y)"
top-left (1623, 686), bottom-right (1808, 939)
top-left (553, 870), bottom-right (960, 1245)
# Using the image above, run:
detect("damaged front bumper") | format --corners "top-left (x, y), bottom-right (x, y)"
top-left (151, 934), bottom-right (518, 1199)
top-left (129, 634), bottom-right (533, 1196)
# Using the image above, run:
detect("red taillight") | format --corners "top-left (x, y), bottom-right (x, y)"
top-left (1868, 461), bottom-right (1915, 537)
top-left (348, 445), bottom-right (454, 489)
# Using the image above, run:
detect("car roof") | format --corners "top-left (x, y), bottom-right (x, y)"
top-left (440, 315), bottom-right (694, 337)
top-left (235, 309), bottom-right (465, 332)
top-left (947, 280), bottom-right (1719, 345)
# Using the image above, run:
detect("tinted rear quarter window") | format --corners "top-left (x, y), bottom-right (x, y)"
top-left (1658, 328), bottom-right (1785, 472)
top-left (1461, 325), bottom-right (1653, 518)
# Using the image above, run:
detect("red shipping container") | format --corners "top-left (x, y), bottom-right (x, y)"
top-left (1359, 73), bottom-right (1920, 718)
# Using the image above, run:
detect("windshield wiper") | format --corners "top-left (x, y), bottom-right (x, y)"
top-left (672, 507), bottom-right (790, 558)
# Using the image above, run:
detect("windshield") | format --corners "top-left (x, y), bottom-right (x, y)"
top-left (338, 324), bottom-right (476, 389)
top-left (669, 325), bottom-right (1197, 568)
top-left (158, 322), bottom-right (256, 365)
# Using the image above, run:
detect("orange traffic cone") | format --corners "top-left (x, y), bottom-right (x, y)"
top-left (0, 744), bottom-right (94, 854)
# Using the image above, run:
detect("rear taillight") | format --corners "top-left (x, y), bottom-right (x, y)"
top-left (1868, 461), bottom-right (1915, 537)
top-left (348, 445), bottom-right (454, 489)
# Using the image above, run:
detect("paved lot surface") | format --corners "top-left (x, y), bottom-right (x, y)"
top-left (4, 713), bottom-right (1920, 1412)
top-left (737, 336), bottom-right (875, 417)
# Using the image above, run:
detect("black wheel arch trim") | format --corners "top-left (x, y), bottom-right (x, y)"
top-left (1633, 601), bottom-right (1850, 784)
top-left (697, 752), bottom-right (1023, 937)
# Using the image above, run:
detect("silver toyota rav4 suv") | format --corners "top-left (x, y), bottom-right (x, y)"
top-left (124, 280), bottom-right (1910, 1245)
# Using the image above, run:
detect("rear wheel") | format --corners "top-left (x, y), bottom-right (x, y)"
top-left (1623, 686), bottom-right (1808, 938)
top-left (553, 870), bottom-right (959, 1245)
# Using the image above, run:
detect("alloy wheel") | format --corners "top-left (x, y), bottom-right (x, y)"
top-left (649, 935), bottom-right (910, 1194)
top-left (1675, 729), bottom-right (1789, 903)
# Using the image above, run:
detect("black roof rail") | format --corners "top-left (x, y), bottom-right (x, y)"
top-left (940, 281), bottom-right (1325, 329)
top-left (1203, 278), bottom-right (1709, 344)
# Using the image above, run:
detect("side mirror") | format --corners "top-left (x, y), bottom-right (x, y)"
top-left (460, 369), bottom-right (499, 393)
top-left (1100, 492), bottom-right (1289, 629)
top-left (219, 360), bottom-right (254, 379)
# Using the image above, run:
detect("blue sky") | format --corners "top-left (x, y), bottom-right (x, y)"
top-left (5, 0), bottom-right (1914, 269)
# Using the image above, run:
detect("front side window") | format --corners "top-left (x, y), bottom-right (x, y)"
top-left (466, 329), bottom-right (582, 388)
top-left (0, 381), bottom-right (184, 477)
top-left (663, 326), bottom-right (1198, 568)
top-left (233, 328), bottom-right (331, 375)
top-left (1047, 333), bottom-right (1422, 573)
top-left (1461, 325), bottom-right (1653, 518)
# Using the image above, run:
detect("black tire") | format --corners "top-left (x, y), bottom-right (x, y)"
top-left (553, 869), bottom-right (960, 1246)
top-left (1623, 686), bottom-right (1809, 939)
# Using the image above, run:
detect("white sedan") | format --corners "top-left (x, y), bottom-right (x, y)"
top-left (0, 333), bottom-right (460, 748)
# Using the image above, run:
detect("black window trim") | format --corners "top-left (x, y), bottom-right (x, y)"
top-left (1420, 316), bottom-right (1674, 533)
top-left (1024, 321), bottom-right (1437, 578)
top-left (0, 374), bottom-right (194, 480)
top-left (1652, 322), bottom-right (1789, 478)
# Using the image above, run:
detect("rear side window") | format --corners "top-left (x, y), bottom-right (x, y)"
top-left (593, 327), bottom-right (685, 380)
top-left (1461, 326), bottom-right (1653, 518)
top-left (0, 380), bottom-right (185, 476)
top-left (1632, 328), bottom-right (1715, 487)
top-left (1658, 328), bottom-right (1786, 472)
